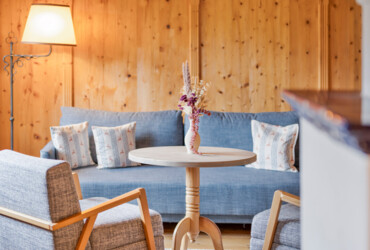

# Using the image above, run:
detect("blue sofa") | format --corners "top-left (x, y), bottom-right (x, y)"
top-left (41, 107), bottom-right (300, 224)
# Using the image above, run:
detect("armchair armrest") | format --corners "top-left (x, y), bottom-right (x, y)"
top-left (263, 190), bottom-right (300, 250)
top-left (40, 141), bottom-right (56, 159)
top-left (57, 187), bottom-right (156, 250)
top-left (0, 206), bottom-right (55, 230)
top-left (0, 186), bottom-right (156, 250)
top-left (53, 188), bottom-right (143, 230)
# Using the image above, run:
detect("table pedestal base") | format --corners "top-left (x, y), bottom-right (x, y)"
top-left (171, 168), bottom-right (224, 250)
top-left (172, 216), bottom-right (223, 250)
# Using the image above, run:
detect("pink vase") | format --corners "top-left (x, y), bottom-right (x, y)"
top-left (184, 118), bottom-right (201, 154)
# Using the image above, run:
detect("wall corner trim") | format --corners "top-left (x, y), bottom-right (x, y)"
top-left (318, 0), bottom-right (330, 90)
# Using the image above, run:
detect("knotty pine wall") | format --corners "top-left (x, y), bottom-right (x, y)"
top-left (0, 0), bottom-right (361, 156)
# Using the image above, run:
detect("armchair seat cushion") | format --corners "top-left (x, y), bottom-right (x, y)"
top-left (80, 197), bottom-right (164, 249)
top-left (251, 204), bottom-right (300, 249)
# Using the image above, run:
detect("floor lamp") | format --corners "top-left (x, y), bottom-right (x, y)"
top-left (2, 3), bottom-right (76, 150)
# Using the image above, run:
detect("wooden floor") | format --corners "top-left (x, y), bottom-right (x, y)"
top-left (163, 223), bottom-right (251, 250)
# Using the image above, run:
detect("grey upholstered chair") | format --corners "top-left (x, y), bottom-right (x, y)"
top-left (0, 150), bottom-right (164, 249)
top-left (250, 190), bottom-right (300, 250)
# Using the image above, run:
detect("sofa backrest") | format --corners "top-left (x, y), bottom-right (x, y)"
top-left (185, 111), bottom-right (300, 167)
top-left (0, 150), bottom-right (84, 249)
top-left (60, 107), bottom-right (184, 163)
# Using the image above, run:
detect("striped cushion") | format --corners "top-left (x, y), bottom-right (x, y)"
top-left (50, 121), bottom-right (94, 169)
top-left (92, 122), bottom-right (139, 169)
top-left (247, 120), bottom-right (298, 172)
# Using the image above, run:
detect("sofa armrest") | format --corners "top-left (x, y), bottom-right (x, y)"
top-left (40, 141), bottom-right (56, 159)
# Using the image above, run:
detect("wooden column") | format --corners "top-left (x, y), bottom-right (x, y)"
top-left (318, 0), bottom-right (329, 90)
top-left (189, 0), bottom-right (200, 79)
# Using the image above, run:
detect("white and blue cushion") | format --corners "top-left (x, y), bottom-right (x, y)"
top-left (92, 122), bottom-right (139, 169)
top-left (59, 107), bottom-right (184, 164)
top-left (50, 121), bottom-right (94, 169)
top-left (247, 120), bottom-right (299, 172)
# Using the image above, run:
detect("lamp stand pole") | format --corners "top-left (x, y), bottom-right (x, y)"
top-left (3, 32), bottom-right (52, 150)
top-left (9, 41), bottom-right (14, 150)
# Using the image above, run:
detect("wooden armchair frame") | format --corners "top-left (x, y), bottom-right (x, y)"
top-left (262, 190), bottom-right (300, 250)
top-left (0, 173), bottom-right (156, 250)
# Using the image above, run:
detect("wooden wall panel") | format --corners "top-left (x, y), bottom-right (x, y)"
top-left (73, 0), bottom-right (138, 111)
top-left (329, 0), bottom-right (362, 90)
top-left (0, 0), bottom-right (72, 156)
top-left (0, 0), bottom-right (362, 156)
top-left (289, 0), bottom-right (320, 91)
top-left (200, 0), bottom-right (243, 112)
top-left (201, 0), bottom-right (317, 112)
top-left (136, 0), bottom-right (189, 111)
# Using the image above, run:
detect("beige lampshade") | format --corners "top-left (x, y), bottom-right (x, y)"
top-left (22, 4), bottom-right (76, 46)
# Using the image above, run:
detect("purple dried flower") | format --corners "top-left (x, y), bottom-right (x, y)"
top-left (187, 96), bottom-right (198, 106)
top-left (180, 95), bottom-right (187, 101)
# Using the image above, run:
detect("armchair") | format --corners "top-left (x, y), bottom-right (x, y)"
top-left (0, 150), bottom-right (164, 249)
top-left (250, 190), bottom-right (301, 250)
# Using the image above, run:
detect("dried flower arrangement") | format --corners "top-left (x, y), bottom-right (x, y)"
top-left (178, 61), bottom-right (211, 154)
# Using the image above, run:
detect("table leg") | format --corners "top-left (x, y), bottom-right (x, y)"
top-left (199, 216), bottom-right (224, 250)
top-left (185, 167), bottom-right (200, 241)
top-left (172, 217), bottom-right (190, 250)
top-left (180, 233), bottom-right (189, 250)
top-left (172, 167), bottom-right (224, 250)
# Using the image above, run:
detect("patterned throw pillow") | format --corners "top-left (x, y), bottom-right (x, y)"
top-left (246, 120), bottom-right (299, 172)
top-left (50, 121), bottom-right (95, 169)
top-left (92, 122), bottom-right (139, 169)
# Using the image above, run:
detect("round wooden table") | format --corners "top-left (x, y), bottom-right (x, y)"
top-left (129, 146), bottom-right (256, 250)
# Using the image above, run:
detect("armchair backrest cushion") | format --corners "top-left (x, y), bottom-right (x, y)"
top-left (60, 107), bottom-right (184, 163)
top-left (0, 150), bottom-right (84, 249)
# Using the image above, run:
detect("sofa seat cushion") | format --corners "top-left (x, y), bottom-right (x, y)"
top-left (251, 204), bottom-right (300, 249)
top-left (79, 197), bottom-right (164, 249)
top-left (75, 166), bottom-right (299, 217)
